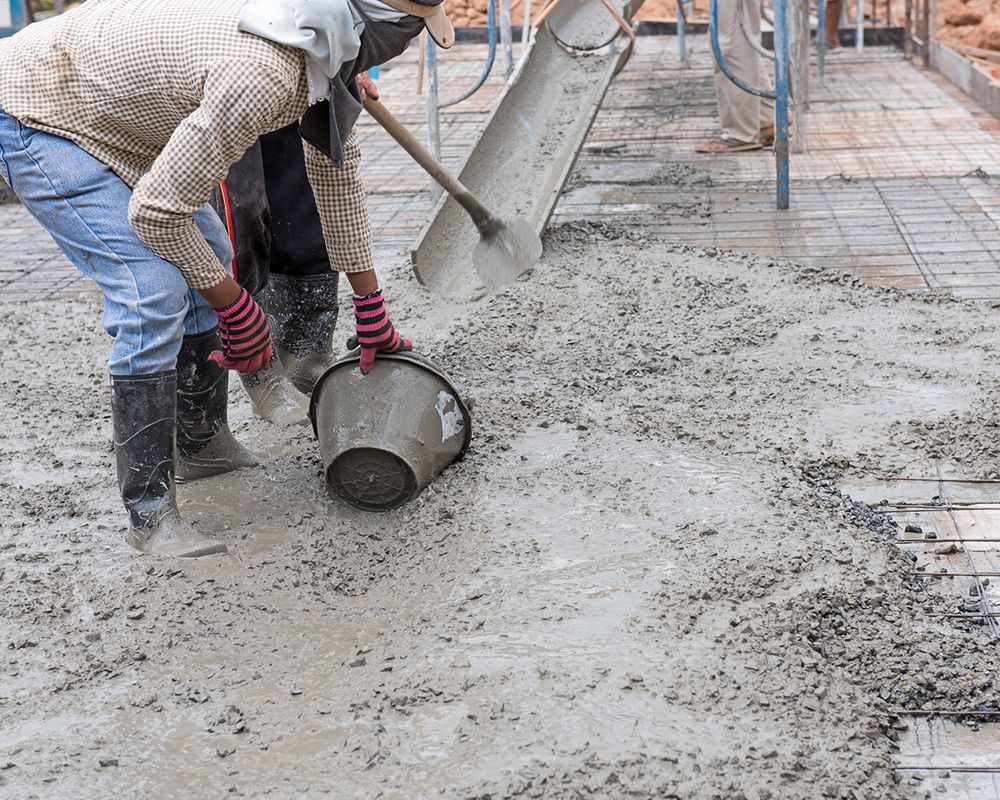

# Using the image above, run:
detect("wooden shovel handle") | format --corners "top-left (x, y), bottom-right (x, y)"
top-left (362, 97), bottom-right (495, 228)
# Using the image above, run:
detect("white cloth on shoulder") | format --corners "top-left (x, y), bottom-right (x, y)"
top-left (238, 0), bottom-right (405, 82)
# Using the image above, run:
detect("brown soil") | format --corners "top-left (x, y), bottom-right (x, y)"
top-left (441, 0), bottom-right (1000, 80)
top-left (441, 0), bottom-right (711, 29)
top-left (936, 0), bottom-right (1000, 55)
top-left (634, 0), bottom-right (710, 22)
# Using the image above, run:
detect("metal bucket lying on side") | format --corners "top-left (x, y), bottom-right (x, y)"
top-left (308, 351), bottom-right (472, 511)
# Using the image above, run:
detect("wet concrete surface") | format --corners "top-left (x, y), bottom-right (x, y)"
top-left (897, 717), bottom-right (1000, 798)
top-left (3, 225), bottom-right (1000, 797)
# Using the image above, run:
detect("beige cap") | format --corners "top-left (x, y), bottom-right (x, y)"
top-left (379, 0), bottom-right (456, 48)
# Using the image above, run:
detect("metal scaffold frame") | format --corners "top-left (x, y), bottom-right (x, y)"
top-left (904, 0), bottom-right (934, 66)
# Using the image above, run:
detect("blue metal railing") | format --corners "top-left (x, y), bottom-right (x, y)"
top-left (855, 0), bottom-right (863, 53)
top-left (423, 0), bottom-right (499, 200)
top-left (817, 0), bottom-right (827, 76)
top-left (772, 0), bottom-right (789, 209)
top-left (677, 0), bottom-right (695, 61)
top-left (440, 0), bottom-right (498, 107)
top-left (0, 0), bottom-right (29, 38)
top-left (708, 0), bottom-right (790, 209)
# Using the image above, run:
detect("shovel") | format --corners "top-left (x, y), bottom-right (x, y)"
top-left (363, 97), bottom-right (542, 290)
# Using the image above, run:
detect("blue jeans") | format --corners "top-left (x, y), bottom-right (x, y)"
top-left (0, 105), bottom-right (232, 375)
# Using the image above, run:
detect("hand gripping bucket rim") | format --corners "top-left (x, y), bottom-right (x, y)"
top-left (309, 350), bottom-right (472, 511)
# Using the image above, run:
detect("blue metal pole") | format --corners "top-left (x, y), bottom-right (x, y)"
top-left (424, 34), bottom-right (442, 204)
top-left (817, 0), bottom-right (827, 76)
top-left (855, 0), bottom-right (864, 52)
top-left (709, 0), bottom-right (776, 98)
top-left (773, 0), bottom-right (791, 209)
top-left (677, 0), bottom-right (687, 62)
top-left (709, 0), bottom-right (787, 207)
top-left (440, 0), bottom-right (498, 107)
top-left (0, 0), bottom-right (29, 37)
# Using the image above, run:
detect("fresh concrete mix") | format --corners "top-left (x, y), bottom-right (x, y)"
top-left (1, 223), bottom-right (999, 799)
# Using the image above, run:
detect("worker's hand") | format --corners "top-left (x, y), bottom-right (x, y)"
top-left (357, 73), bottom-right (379, 102)
top-left (353, 289), bottom-right (412, 374)
top-left (208, 287), bottom-right (273, 374)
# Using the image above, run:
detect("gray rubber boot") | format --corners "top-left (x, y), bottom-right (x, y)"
top-left (239, 358), bottom-right (309, 426)
top-left (111, 372), bottom-right (227, 558)
top-left (238, 288), bottom-right (309, 426)
top-left (268, 272), bottom-right (340, 395)
top-left (175, 329), bottom-right (260, 483)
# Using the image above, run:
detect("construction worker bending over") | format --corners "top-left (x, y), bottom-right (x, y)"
top-left (0, 0), bottom-right (454, 557)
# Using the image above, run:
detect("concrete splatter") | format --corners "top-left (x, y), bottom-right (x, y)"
top-left (0, 223), bottom-right (998, 798)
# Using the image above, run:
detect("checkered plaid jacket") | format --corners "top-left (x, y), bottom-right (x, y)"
top-left (0, 0), bottom-right (372, 289)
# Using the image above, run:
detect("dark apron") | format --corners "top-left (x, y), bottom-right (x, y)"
top-left (211, 123), bottom-right (333, 295)
top-left (214, 7), bottom-right (423, 292)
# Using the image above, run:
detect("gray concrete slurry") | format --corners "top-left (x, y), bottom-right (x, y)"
top-left (2, 225), bottom-right (1000, 797)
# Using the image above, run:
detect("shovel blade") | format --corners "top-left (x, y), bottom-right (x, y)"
top-left (473, 217), bottom-right (543, 290)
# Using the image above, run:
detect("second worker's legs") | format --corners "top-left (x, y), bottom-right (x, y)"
top-left (713, 0), bottom-right (772, 145)
top-left (215, 139), bottom-right (309, 426)
top-left (260, 123), bottom-right (341, 395)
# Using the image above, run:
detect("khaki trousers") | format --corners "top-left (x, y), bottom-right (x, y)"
top-left (713, 0), bottom-right (775, 143)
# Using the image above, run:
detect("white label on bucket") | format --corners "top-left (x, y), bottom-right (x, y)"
top-left (0, 3), bottom-right (11, 27)
top-left (436, 391), bottom-right (465, 443)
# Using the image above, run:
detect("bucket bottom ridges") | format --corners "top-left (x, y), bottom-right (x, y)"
top-left (326, 447), bottom-right (418, 511)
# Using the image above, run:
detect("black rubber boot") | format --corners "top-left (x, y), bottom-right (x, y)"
top-left (111, 372), bottom-right (227, 558)
top-left (238, 291), bottom-right (309, 426)
top-left (267, 272), bottom-right (340, 395)
top-left (175, 329), bottom-right (260, 482)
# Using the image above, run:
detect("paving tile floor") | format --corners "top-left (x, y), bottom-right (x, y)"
top-left (1, 34), bottom-right (998, 300)
top-left (557, 37), bottom-right (1000, 297)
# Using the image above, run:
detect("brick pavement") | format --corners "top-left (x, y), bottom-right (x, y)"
top-left (558, 37), bottom-right (1000, 297)
top-left (1, 35), bottom-right (998, 300)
